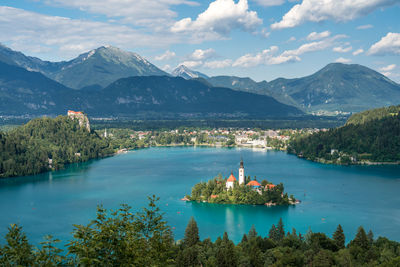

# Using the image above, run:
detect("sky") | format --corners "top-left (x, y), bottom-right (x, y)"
top-left (1, 0), bottom-right (399, 82)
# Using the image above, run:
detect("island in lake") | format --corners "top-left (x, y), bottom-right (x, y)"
top-left (185, 159), bottom-right (298, 206)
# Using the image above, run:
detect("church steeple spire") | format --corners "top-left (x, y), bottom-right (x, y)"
top-left (239, 158), bottom-right (245, 185)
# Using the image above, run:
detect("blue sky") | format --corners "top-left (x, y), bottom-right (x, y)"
top-left (1, 0), bottom-right (399, 82)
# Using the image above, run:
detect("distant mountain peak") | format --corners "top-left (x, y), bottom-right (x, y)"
top-left (172, 65), bottom-right (209, 80)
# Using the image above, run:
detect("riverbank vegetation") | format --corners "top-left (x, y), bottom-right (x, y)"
top-left (0, 116), bottom-right (113, 178)
top-left (288, 112), bottom-right (400, 165)
top-left (1, 196), bottom-right (399, 266)
top-left (188, 176), bottom-right (294, 205)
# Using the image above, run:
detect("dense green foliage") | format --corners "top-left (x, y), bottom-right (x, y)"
top-left (0, 116), bottom-right (113, 178)
top-left (346, 105), bottom-right (400, 125)
top-left (188, 176), bottom-right (293, 205)
top-left (288, 113), bottom-right (400, 164)
top-left (1, 197), bottom-right (400, 266)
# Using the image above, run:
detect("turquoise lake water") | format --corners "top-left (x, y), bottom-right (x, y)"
top-left (0, 147), bottom-right (399, 245)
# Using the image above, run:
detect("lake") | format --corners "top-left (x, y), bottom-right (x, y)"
top-left (0, 147), bottom-right (399, 245)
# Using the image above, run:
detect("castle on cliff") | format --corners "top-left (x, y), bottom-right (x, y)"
top-left (67, 110), bottom-right (90, 132)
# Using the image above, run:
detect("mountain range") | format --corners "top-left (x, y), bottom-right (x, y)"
top-left (172, 65), bottom-right (209, 80)
top-left (206, 64), bottom-right (400, 113)
top-left (0, 44), bottom-right (167, 89)
top-left (0, 44), bottom-right (400, 117)
top-left (0, 60), bottom-right (301, 118)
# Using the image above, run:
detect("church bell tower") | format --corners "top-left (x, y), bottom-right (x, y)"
top-left (239, 158), bottom-right (245, 185)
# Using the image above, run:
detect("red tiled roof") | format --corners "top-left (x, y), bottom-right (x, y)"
top-left (266, 184), bottom-right (276, 189)
top-left (247, 180), bottom-right (261, 186)
top-left (211, 194), bottom-right (219, 198)
top-left (68, 110), bottom-right (83, 115)
top-left (227, 172), bottom-right (237, 182)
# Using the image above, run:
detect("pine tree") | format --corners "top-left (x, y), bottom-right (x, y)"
top-left (1, 224), bottom-right (34, 266)
top-left (367, 230), bottom-right (374, 245)
top-left (352, 226), bottom-right (370, 250)
top-left (248, 225), bottom-right (257, 240)
top-left (333, 224), bottom-right (345, 249)
top-left (277, 218), bottom-right (285, 241)
top-left (183, 217), bottom-right (199, 248)
top-left (240, 234), bottom-right (248, 244)
top-left (269, 224), bottom-right (280, 242)
top-left (216, 232), bottom-right (238, 267)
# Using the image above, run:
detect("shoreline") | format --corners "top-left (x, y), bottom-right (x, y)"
top-left (295, 155), bottom-right (400, 166)
top-left (181, 198), bottom-right (300, 207)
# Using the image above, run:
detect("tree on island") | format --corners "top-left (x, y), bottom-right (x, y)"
top-left (189, 176), bottom-right (291, 206)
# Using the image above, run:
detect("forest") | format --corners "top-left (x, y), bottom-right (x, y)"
top-left (188, 176), bottom-right (293, 205)
top-left (288, 113), bottom-right (400, 164)
top-left (0, 116), bottom-right (113, 178)
top-left (0, 196), bottom-right (399, 266)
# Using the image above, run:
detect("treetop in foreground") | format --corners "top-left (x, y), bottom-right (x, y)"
top-left (1, 196), bottom-right (400, 266)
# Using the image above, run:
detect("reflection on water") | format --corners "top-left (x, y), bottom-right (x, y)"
top-left (0, 160), bottom-right (97, 188)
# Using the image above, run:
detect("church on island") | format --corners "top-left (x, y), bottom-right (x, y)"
top-left (226, 159), bottom-right (276, 192)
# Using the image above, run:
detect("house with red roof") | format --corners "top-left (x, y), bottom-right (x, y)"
top-left (247, 180), bottom-right (261, 188)
top-left (265, 184), bottom-right (276, 190)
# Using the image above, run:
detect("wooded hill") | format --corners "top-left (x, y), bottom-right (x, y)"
top-left (0, 116), bottom-right (113, 178)
top-left (288, 107), bottom-right (400, 164)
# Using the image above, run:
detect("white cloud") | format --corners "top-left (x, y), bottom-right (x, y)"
top-left (287, 36), bottom-right (296, 42)
top-left (335, 57), bottom-right (351, 63)
top-left (232, 46), bottom-right (300, 67)
top-left (357, 24), bottom-right (373, 30)
top-left (171, 0), bottom-right (262, 39)
top-left (281, 34), bottom-right (347, 57)
top-left (155, 50), bottom-right (176, 61)
top-left (41, 0), bottom-right (199, 28)
top-left (189, 48), bottom-right (216, 60)
top-left (379, 64), bottom-right (396, 72)
top-left (268, 54), bottom-right (301, 64)
top-left (257, 28), bottom-right (270, 38)
top-left (252, 0), bottom-right (285, 7)
top-left (162, 64), bottom-right (173, 72)
top-left (352, 48), bottom-right (364, 56)
top-left (0, 6), bottom-right (177, 59)
top-left (333, 46), bottom-right (352, 53)
top-left (204, 59), bottom-right (233, 68)
top-left (271, 0), bottom-right (397, 30)
top-left (368, 32), bottom-right (400, 56)
top-left (231, 33), bottom-right (346, 68)
top-left (306, 31), bottom-right (330, 41)
top-left (233, 46), bottom-right (278, 67)
top-left (179, 60), bottom-right (203, 68)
